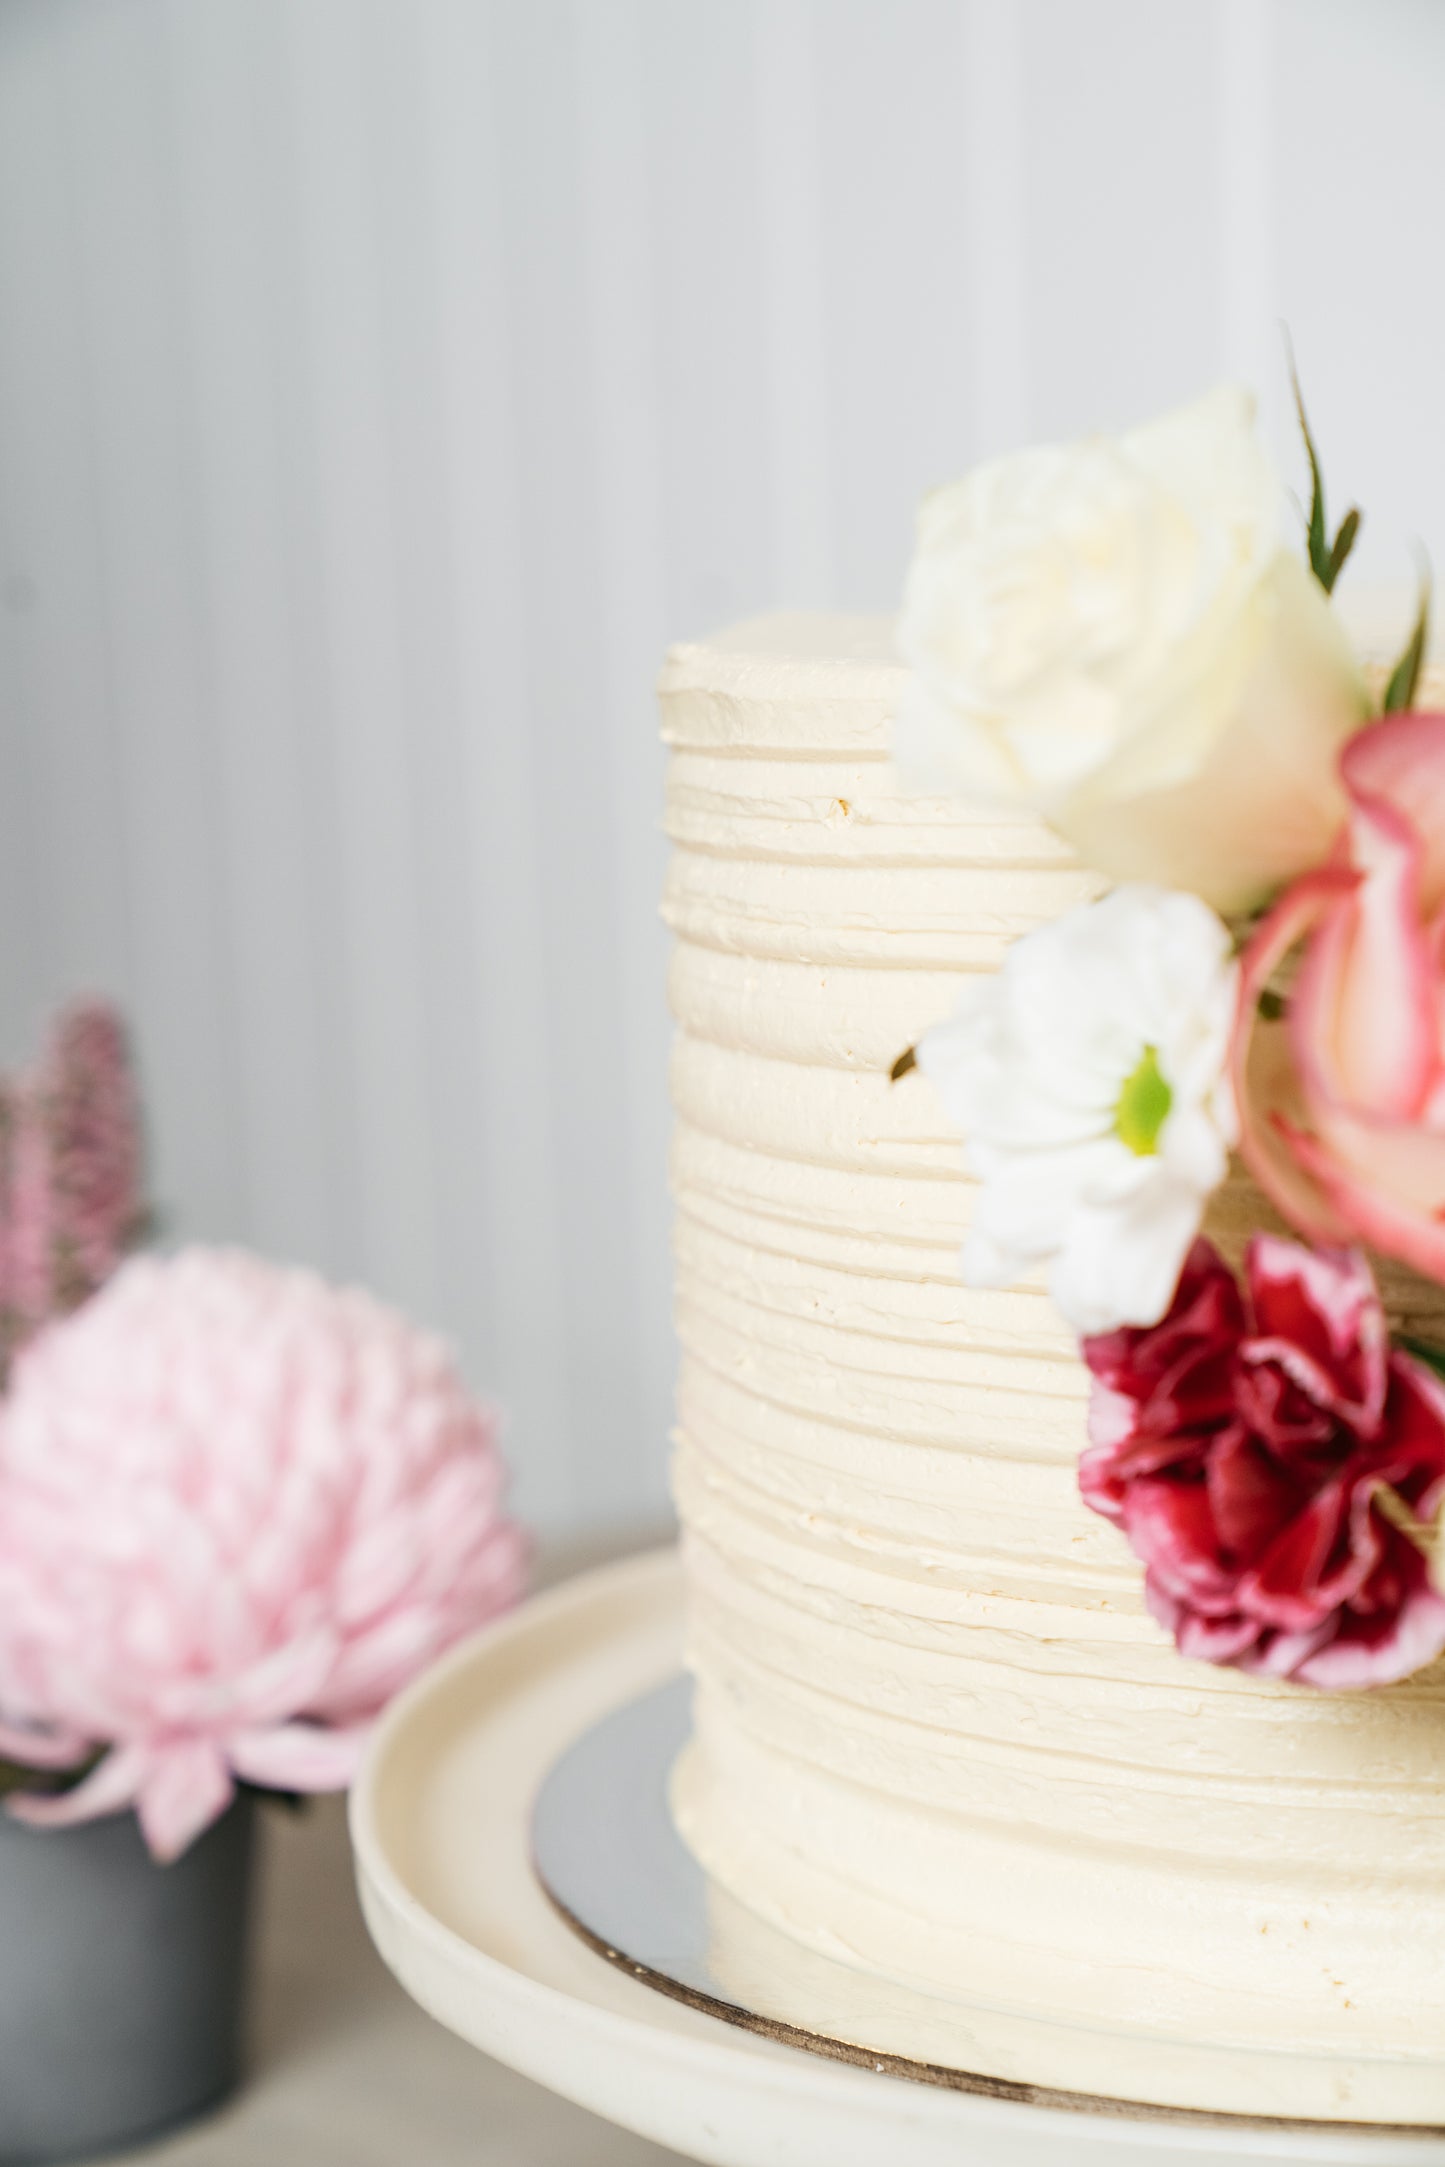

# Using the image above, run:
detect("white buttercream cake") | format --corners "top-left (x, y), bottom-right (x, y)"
top-left (660, 612), bottom-right (1445, 2124)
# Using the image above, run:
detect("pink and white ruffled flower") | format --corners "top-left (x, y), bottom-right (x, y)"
top-left (1080, 1236), bottom-right (1445, 1686)
top-left (1235, 712), bottom-right (1445, 1283)
top-left (0, 1249), bottom-right (527, 1859)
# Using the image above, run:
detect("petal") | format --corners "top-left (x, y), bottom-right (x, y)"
top-left (1056, 555), bottom-right (1362, 911)
top-left (1284, 1116), bottom-right (1445, 1285)
top-left (1381, 1358), bottom-right (1445, 1506)
top-left (1291, 787), bottom-right (1436, 1118)
top-left (134, 1740), bottom-right (235, 1863)
top-left (1144, 1574), bottom-right (1263, 1663)
top-left (964, 1141), bottom-right (1106, 1260)
top-left (1082, 1239), bottom-right (1242, 1423)
top-left (1123, 1477), bottom-right (1237, 1612)
top-left (0, 1718), bottom-right (93, 1772)
top-left (6, 1742), bottom-right (149, 1833)
top-left (1079, 1398), bottom-right (1210, 1521)
top-left (1238, 1479), bottom-right (1364, 1630)
top-left (1293, 1581), bottom-right (1445, 1688)
top-left (1173, 1606), bottom-right (1268, 1666)
top-left (1232, 868), bottom-right (1361, 1245)
top-left (1234, 1618), bottom-right (1339, 1680)
top-left (1206, 1430), bottom-right (1306, 1561)
top-left (1049, 1172), bottom-right (1205, 1333)
top-left (1342, 712), bottom-right (1445, 917)
top-left (228, 1720), bottom-right (369, 1794)
top-left (1244, 1237), bottom-right (1387, 1432)
top-left (890, 677), bottom-right (1021, 800)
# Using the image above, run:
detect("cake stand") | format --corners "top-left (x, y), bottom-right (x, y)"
top-left (349, 1549), bottom-right (1445, 2167)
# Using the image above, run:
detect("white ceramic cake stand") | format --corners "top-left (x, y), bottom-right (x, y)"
top-left (349, 1550), bottom-right (1445, 2167)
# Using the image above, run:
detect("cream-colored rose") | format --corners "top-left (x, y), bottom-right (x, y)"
top-left (893, 386), bottom-right (1366, 911)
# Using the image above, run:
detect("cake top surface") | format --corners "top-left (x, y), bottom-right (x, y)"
top-left (658, 614), bottom-right (905, 753)
top-left (690, 611), bottom-right (895, 662)
top-left (660, 612), bottom-right (900, 689)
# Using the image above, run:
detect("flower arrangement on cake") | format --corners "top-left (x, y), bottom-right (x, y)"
top-left (893, 378), bottom-right (1445, 1689)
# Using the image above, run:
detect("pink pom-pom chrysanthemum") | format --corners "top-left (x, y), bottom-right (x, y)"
top-left (0, 1248), bottom-right (527, 1859)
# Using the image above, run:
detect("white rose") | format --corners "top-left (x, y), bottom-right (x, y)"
top-left (919, 885), bottom-right (1238, 1336)
top-left (894, 387), bottom-right (1365, 912)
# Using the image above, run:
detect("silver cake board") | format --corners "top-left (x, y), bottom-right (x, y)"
top-left (529, 1676), bottom-right (1444, 2138)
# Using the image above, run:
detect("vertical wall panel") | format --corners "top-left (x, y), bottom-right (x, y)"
top-left (0, 8), bottom-right (117, 1033)
top-left (485, 1), bottom-right (643, 1525)
top-left (964, 0), bottom-right (1030, 458)
top-left (573, 0), bottom-right (674, 1524)
top-left (641, 1), bottom-right (776, 635)
top-left (282, 0), bottom-right (442, 1321)
top-left (1272, 0), bottom-right (1445, 589)
top-left (414, 0), bottom-right (574, 1523)
top-left (164, 0), bottom-right (340, 1266)
top-left (56, 0), bottom-right (245, 1239)
top-left (814, 0), bottom-right (976, 609)
top-left (1215, 0), bottom-right (1278, 434)
top-left (1020, 0), bottom-right (1219, 440)
top-left (1, 0), bottom-right (1443, 1535)
top-left (752, 0), bottom-right (835, 607)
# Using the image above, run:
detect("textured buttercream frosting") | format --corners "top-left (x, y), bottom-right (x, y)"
top-left (661, 613), bottom-right (1445, 2122)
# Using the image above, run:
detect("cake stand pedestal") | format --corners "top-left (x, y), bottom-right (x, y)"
top-left (350, 1549), bottom-right (1445, 2167)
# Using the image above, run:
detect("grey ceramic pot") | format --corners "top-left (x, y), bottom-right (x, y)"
top-left (0, 1790), bottom-right (255, 2165)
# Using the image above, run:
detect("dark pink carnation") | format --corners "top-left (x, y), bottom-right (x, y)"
top-left (1080, 1237), bottom-right (1445, 1687)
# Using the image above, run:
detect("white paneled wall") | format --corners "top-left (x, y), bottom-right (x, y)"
top-left (1, 0), bottom-right (1442, 1535)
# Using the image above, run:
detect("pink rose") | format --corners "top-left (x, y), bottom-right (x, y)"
top-left (1234, 713), bottom-right (1445, 1279)
top-left (1080, 1237), bottom-right (1445, 1686)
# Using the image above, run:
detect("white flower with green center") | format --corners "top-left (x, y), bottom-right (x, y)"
top-left (918, 885), bottom-right (1239, 1335)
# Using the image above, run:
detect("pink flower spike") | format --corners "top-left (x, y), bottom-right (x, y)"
top-left (0, 997), bottom-right (146, 1377)
top-left (41, 1001), bottom-right (145, 1296)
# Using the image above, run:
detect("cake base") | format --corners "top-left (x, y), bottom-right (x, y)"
top-left (535, 1674), bottom-right (1445, 2129)
top-left (352, 1550), bottom-right (1445, 2165)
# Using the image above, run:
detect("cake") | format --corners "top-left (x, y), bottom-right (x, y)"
top-left (659, 598), bottom-right (1445, 2123)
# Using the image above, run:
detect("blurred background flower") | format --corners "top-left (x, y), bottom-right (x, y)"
top-left (0, 999), bottom-right (144, 1381)
top-left (0, 1244), bottom-right (527, 1860)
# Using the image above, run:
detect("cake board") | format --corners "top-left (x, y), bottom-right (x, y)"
top-left (350, 1550), bottom-right (1445, 2167)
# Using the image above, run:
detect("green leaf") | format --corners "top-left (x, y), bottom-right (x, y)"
top-left (1383, 566), bottom-right (1432, 714)
top-left (1322, 504), bottom-right (1362, 595)
top-left (1401, 1334), bottom-right (1445, 1384)
top-left (1288, 341), bottom-right (1329, 587)
top-left (1287, 339), bottom-right (1361, 594)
